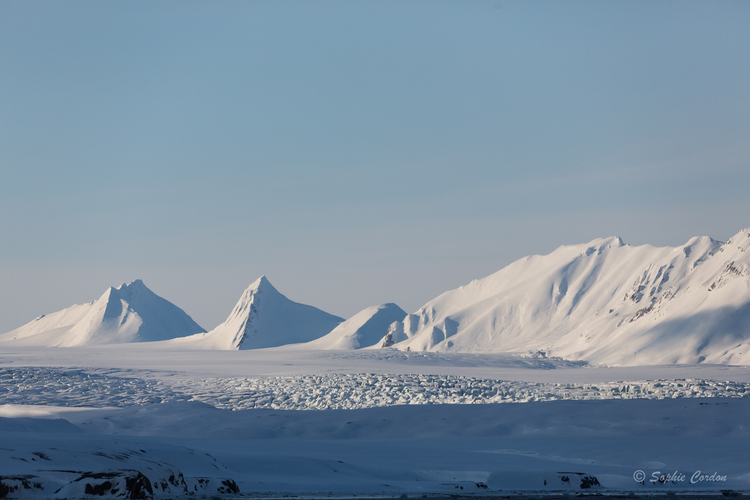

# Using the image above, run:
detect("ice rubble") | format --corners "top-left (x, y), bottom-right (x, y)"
top-left (2, 367), bottom-right (748, 411)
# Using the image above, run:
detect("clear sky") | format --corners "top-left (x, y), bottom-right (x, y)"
top-left (1, 0), bottom-right (750, 333)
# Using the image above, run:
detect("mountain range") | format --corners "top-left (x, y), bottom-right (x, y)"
top-left (2, 227), bottom-right (749, 365)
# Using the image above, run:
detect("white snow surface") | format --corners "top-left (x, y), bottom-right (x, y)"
top-left (302, 303), bottom-right (407, 350)
top-left (390, 227), bottom-right (750, 366)
top-left (175, 276), bottom-right (344, 349)
top-left (0, 280), bottom-right (205, 347)
top-left (2, 345), bottom-right (750, 497)
top-left (4, 229), bottom-right (750, 496)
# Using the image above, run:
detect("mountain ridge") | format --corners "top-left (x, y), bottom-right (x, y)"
top-left (381, 227), bottom-right (750, 365)
top-left (3, 227), bottom-right (750, 365)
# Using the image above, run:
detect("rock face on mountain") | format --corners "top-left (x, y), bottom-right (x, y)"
top-left (0, 280), bottom-right (205, 347)
top-left (180, 276), bottom-right (344, 350)
top-left (304, 303), bottom-right (407, 350)
top-left (382, 228), bottom-right (750, 366)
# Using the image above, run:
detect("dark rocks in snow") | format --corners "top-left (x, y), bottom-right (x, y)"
top-left (46, 468), bottom-right (240, 499)
top-left (556, 472), bottom-right (601, 489)
top-left (0, 476), bottom-right (44, 498)
top-left (381, 330), bottom-right (395, 348)
top-left (63, 471), bottom-right (153, 499)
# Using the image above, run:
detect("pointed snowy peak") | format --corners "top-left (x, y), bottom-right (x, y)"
top-left (183, 276), bottom-right (344, 350)
top-left (113, 279), bottom-right (148, 298)
top-left (219, 276), bottom-right (280, 328)
top-left (0, 280), bottom-right (205, 347)
top-left (247, 275), bottom-right (274, 292)
top-left (305, 303), bottom-right (407, 350)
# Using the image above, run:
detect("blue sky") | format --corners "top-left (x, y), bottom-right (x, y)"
top-left (2, 1), bottom-right (749, 333)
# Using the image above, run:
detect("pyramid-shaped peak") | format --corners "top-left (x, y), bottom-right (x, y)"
top-left (124, 278), bottom-right (146, 288)
top-left (239, 276), bottom-right (281, 301)
top-left (0, 279), bottom-right (204, 346)
top-left (108, 279), bottom-right (153, 303)
top-left (103, 279), bottom-right (144, 293)
top-left (187, 276), bottom-right (344, 350)
top-left (248, 275), bottom-right (274, 291)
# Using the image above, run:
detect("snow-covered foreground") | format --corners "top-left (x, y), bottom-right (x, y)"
top-left (2, 346), bottom-right (750, 497)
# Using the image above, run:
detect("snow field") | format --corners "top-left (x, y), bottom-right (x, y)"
top-left (3, 367), bottom-right (749, 410)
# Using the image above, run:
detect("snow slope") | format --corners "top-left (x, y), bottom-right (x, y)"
top-left (387, 227), bottom-right (750, 365)
top-left (303, 303), bottom-right (407, 350)
top-left (0, 280), bottom-right (205, 347)
top-left (177, 276), bottom-right (343, 349)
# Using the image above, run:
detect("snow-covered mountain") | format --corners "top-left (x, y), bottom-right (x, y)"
top-left (0, 280), bottom-right (205, 347)
top-left (303, 303), bottom-right (407, 350)
top-left (383, 227), bottom-right (750, 366)
top-left (178, 276), bottom-right (344, 349)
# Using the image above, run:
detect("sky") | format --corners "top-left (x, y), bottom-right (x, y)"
top-left (1, 0), bottom-right (750, 334)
